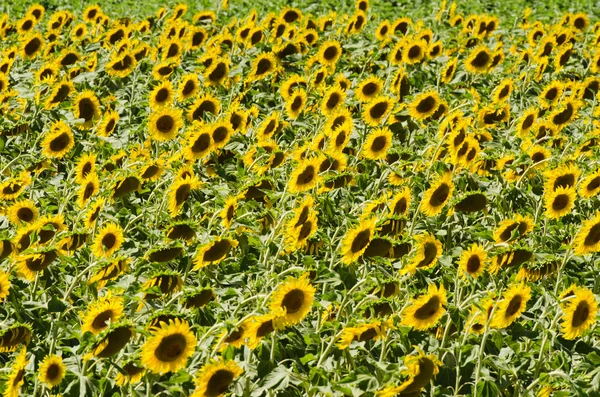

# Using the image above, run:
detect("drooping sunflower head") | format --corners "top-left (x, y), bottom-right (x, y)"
top-left (575, 212), bottom-right (600, 255)
top-left (73, 90), bottom-right (101, 129)
top-left (400, 284), bottom-right (447, 330)
top-left (193, 237), bottom-right (239, 270)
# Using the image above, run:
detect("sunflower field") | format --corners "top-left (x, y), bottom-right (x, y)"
top-left (1, 0), bottom-right (600, 396)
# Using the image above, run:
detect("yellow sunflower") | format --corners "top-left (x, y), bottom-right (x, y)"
top-left (191, 359), bottom-right (243, 397)
top-left (188, 92), bottom-right (221, 122)
top-left (269, 274), bottom-right (315, 327)
top-left (92, 223), bottom-right (124, 258)
top-left (362, 96), bottom-right (393, 126)
top-left (574, 212), bottom-right (600, 255)
top-left (560, 286), bottom-right (598, 340)
top-left (193, 237), bottom-right (238, 270)
top-left (544, 186), bottom-right (576, 219)
top-left (362, 127), bottom-right (392, 160)
top-left (15, 247), bottom-right (58, 281)
top-left (465, 45), bottom-right (492, 73)
top-left (81, 293), bottom-right (124, 336)
top-left (115, 361), bottom-right (145, 386)
top-left (490, 284), bottom-right (531, 328)
top-left (317, 40), bottom-right (342, 66)
top-left (420, 172), bottom-right (454, 216)
top-left (148, 107), bottom-right (183, 141)
top-left (149, 80), bottom-right (175, 108)
top-left (458, 243), bottom-right (487, 278)
top-left (340, 217), bottom-right (376, 264)
top-left (249, 52), bottom-right (278, 81)
top-left (73, 90), bottom-right (101, 129)
top-left (288, 158), bottom-right (322, 193)
top-left (408, 90), bottom-right (441, 121)
top-left (0, 271), bottom-right (11, 302)
top-left (167, 175), bottom-right (201, 217)
top-left (41, 121), bottom-right (74, 159)
top-left (141, 319), bottom-right (197, 374)
top-left (355, 76), bottom-right (384, 102)
top-left (580, 170), bottom-right (600, 198)
top-left (178, 73), bottom-right (200, 101)
top-left (401, 283), bottom-right (447, 330)
top-left (220, 196), bottom-right (238, 229)
top-left (98, 109), bottom-right (119, 137)
top-left (6, 199), bottom-right (38, 225)
top-left (38, 355), bottom-right (66, 388)
top-left (44, 80), bottom-right (74, 110)
top-left (245, 310), bottom-right (286, 349)
top-left (4, 348), bottom-right (29, 397)
top-left (77, 173), bottom-right (100, 207)
top-left (493, 214), bottom-right (534, 243)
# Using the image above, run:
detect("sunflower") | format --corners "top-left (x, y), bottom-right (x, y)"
top-left (404, 233), bottom-right (443, 274)
top-left (560, 286), bottom-right (598, 340)
top-left (420, 172), bottom-right (454, 217)
top-left (88, 257), bottom-right (130, 289)
top-left (219, 197), bottom-right (237, 229)
top-left (285, 211), bottom-right (318, 251)
top-left (465, 45), bottom-right (492, 73)
top-left (85, 199), bottom-right (104, 228)
top-left (403, 38), bottom-right (427, 64)
top-left (355, 76), bottom-right (384, 102)
top-left (41, 121), bottom-right (74, 159)
top-left (362, 127), bottom-right (392, 160)
top-left (115, 361), bottom-right (145, 386)
top-left (363, 96), bottom-right (392, 126)
top-left (148, 107), bottom-right (183, 141)
top-left (167, 175), bottom-right (201, 217)
top-left (285, 90), bottom-right (307, 119)
top-left (74, 153), bottom-right (96, 184)
top-left (92, 223), bottom-right (124, 258)
top-left (4, 348), bottom-right (29, 397)
top-left (269, 274), bottom-right (315, 327)
top-left (408, 90), bottom-right (441, 121)
top-left (15, 247), bottom-right (58, 281)
top-left (184, 126), bottom-right (213, 161)
top-left (86, 323), bottom-right (133, 360)
top-left (245, 310), bottom-right (285, 349)
top-left (215, 325), bottom-right (247, 351)
top-left (43, 79), bottom-right (74, 110)
top-left (77, 173), bottom-right (100, 207)
top-left (190, 359), bottom-right (243, 397)
top-left (580, 170), bottom-right (600, 198)
top-left (193, 237), bottom-right (238, 270)
top-left (106, 51), bottom-right (137, 78)
top-left (141, 319), bottom-right (196, 374)
top-left (491, 284), bottom-right (531, 328)
top-left (492, 78), bottom-right (513, 103)
top-left (249, 52), bottom-right (278, 81)
top-left (7, 199), bottom-right (39, 225)
top-left (149, 80), bottom-right (175, 108)
top-left (397, 348), bottom-right (443, 396)
top-left (458, 243), bottom-right (487, 278)
top-left (81, 293), bottom-right (124, 336)
top-left (0, 270), bottom-right (10, 302)
top-left (140, 159), bottom-right (165, 182)
top-left (0, 172), bottom-right (31, 201)
top-left (549, 99), bottom-right (580, 129)
top-left (340, 217), bottom-right (376, 264)
top-left (188, 92), bottom-right (221, 122)
top-left (400, 284), bottom-right (447, 330)
top-left (98, 109), bottom-right (119, 137)
top-left (38, 355), bottom-right (66, 388)
top-left (317, 40), bottom-right (342, 66)
top-left (337, 319), bottom-right (393, 349)
top-left (574, 212), bottom-right (600, 255)
top-left (73, 90), bottom-right (101, 129)
top-left (178, 73), bottom-right (200, 101)
top-left (204, 58), bottom-right (229, 86)
top-left (288, 158), bottom-right (321, 193)
top-left (21, 33), bottom-right (44, 59)
top-left (544, 186), bottom-right (576, 220)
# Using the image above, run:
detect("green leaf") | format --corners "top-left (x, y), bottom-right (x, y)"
top-left (48, 296), bottom-right (67, 313)
top-left (300, 353), bottom-right (316, 365)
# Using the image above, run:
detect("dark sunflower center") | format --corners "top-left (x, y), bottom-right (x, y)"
top-left (17, 207), bottom-right (34, 222)
top-left (281, 289), bottom-right (305, 314)
top-left (522, 114), bottom-right (535, 130)
top-left (256, 320), bottom-right (274, 338)
top-left (155, 334), bottom-right (187, 362)
top-left (414, 296), bottom-right (440, 320)
top-left (84, 182), bottom-right (95, 200)
top-left (371, 136), bottom-right (387, 152)
top-left (192, 133), bottom-right (211, 153)
top-left (175, 184), bottom-right (191, 206)
top-left (209, 63), bottom-right (227, 82)
top-left (204, 240), bottom-right (232, 262)
top-left (224, 328), bottom-right (244, 343)
top-left (291, 96), bottom-right (303, 111)
top-left (498, 85), bottom-right (510, 99)
top-left (46, 363), bottom-right (60, 380)
top-left (213, 126), bottom-right (229, 143)
top-left (505, 295), bottom-right (523, 317)
top-left (324, 46), bottom-right (338, 61)
top-left (255, 58), bottom-right (273, 76)
top-left (192, 101), bottom-right (216, 120)
top-left (205, 369), bottom-right (235, 397)
top-left (296, 165), bottom-right (315, 186)
top-left (587, 177), bottom-right (600, 192)
top-left (532, 151), bottom-right (546, 163)
top-left (155, 88), bottom-right (170, 103)
top-left (113, 55), bottom-right (133, 71)
top-left (545, 87), bottom-right (558, 101)
top-left (362, 82), bottom-right (378, 96)
top-left (429, 183), bottom-right (450, 207)
top-left (25, 38), bottom-right (41, 56)
top-left (92, 309), bottom-right (114, 330)
top-left (417, 242), bottom-right (438, 267)
top-left (298, 221), bottom-right (313, 241)
top-left (584, 223), bottom-right (600, 246)
top-left (471, 50), bottom-right (490, 68)
top-left (142, 165), bottom-right (159, 179)
top-left (102, 233), bottom-right (117, 249)
top-left (351, 229), bottom-right (371, 253)
top-left (357, 327), bottom-right (377, 341)
top-left (466, 255), bottom-right (481, 273)
top-left (572, 301), bottom-right (590, 327)
top-left (369, 101), bottom-right (389, 119)
top-left (408, 45), bottom-right (421, 59)
top-left (50, 132), bottom-right (71, 152)
top-left (326, 93), bottom-right (340, 109)
top-left (552, 194), bottom-right (570, 211)
top-left (182, 80), bottom-right (196, 96)
top-left (156, 115), bottom-right (176, 134)
top-left (553, 104), bottom-right (574, 125)
top-left (105, 119), bottom-right (116, 134)
top-left (416, 96), bottom-right (436, 113)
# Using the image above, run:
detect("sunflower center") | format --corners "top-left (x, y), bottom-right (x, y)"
top-left (351, 229), bottom-right (371, 254)
top-left (25, 37), bottom-right (41, 56)
top-left (13, 369), bottom-right (25, 386)
top-left (466, 255), bottom-right (481, 273)
top-left (281, 289), bottom-right (305, 314)
top-left (522, 114), bottom-right (534, 130)
top-left (192, 133), bottom-right (211, 153)
top-left (192, 101), bottom-right (216, 120)
top-left (416, 96), bottom-right (436, 114)
top-left (371, 136), bottom-right (387, 152)
top-left (505, 295), bottom-right (523, 317)
top-left (156, 115), bottom-right (175, 134)
top-left (92, 309), bottom-right (114, 330)
top-left (84, 182), bottom-right (95, 200)
top-left (175, 183), bottom-right (191, 206)
top-left (471, 50), bottom-right (490, 68)
top-left (209, 63), bottom-right (227, 82)
top-left (102, 233), bottom-right (117, 249)
top-left (552, 194), bottom-right (570, 211)
top-left (362, 82), bottom-right (378, 96)
top-left (142, 165), bottom-right (159, 179)
top-left (78, 98), bottom-right (96, 122)
top-left (429, 183), bottom-right (450, 207)
top-left (587, 177), bottom-right (600, 192)
top-left (296, 165), bottom-right (316, 186)
top-left (17, 207), bottom-right (34, 222)
top-left (182, 80), bottom-right (196, 97)
top-left (155, 334), bottom-right (187, 362)
top-left (323, 46), bottom-right (338, 61)
top-left (417, 242), bottom-right (438, 268)
top-left (414, 296), bottom-right (440, 320)
top-left (498, 85), bottom-right (510, 100)
top-left (531, 151), bottom-right (546, 163)
top-left (369, 101), bottom-right (389, 119)
top-left (113, 55), bottom-right (133, 71)
top-left (553, 104), bottom-right (573, 125)
top-left (572, 301), bottom-right (590, 328)
top-left (298, 221), bottom-right (313, 241)
top-left (545, 88), bottom-right (558, 101)
top-left (46, 363), bottom-right (60, 380)
top-left (50, 132), bottom-right (71, 151)
top-left (394, 197), bottom-right (407, 214)
top-left (326, 93), bottom-right (340, 109)
top-left (225, 328), bottom-right (244, 343)
top-left (204, 240), bottom-right (232, 262)
top-left (408, 45), bottom-right (421, 59)
top-left (584, 223), bottom-right (600, 246)
top-left (357, 327), bottom-right (377, 342)
top-left (155, 88), bottom-right (170, 103)
top-left (255, 58), bottom-right (273, 76)
top-left (205, 369), bottom-right (235, 397)
top-left (105, 118), bottom-right (116, 134)
top-left (256, 320), bottom-right (274, 338)
top-left (51, 85), bottom-right (71, 103)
